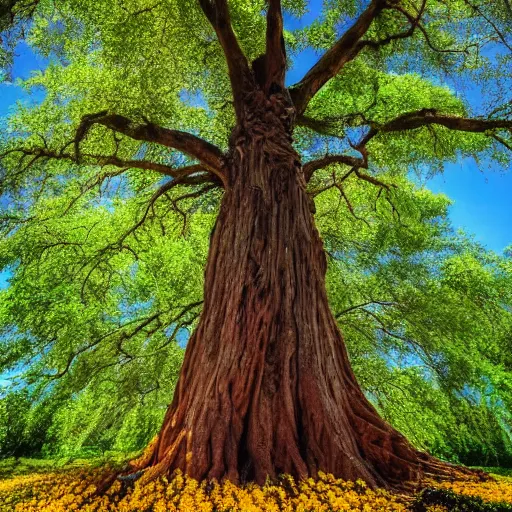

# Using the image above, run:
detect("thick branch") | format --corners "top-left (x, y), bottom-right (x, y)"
top-left (90, 156), bottom-right (206, 180)
top-left (265, 0), bottom-right (286, 92)
top-left (197, 0), bottom-right (251, 117)
top-left (1, 146), bottom-right (223, 205)
top-left (76, 111), bottom-right (227, 185)
top-left (377, 109), bottom-right (512, 134)
top-left (289, 1), bottom-right (441, 116)
top-left (289, 1), bottom-right (386, 115)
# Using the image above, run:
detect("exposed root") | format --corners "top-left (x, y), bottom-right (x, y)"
top-left (137, 429), bottom-right (188, 485)
top-left (127, 435), bottom-right (159, 472)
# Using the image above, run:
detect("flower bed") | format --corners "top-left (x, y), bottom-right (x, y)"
top-left (1, 466), bottom-right (511, 511)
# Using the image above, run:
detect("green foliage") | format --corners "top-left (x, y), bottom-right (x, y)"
top-left (0, 1), bottom-right (38, 75)
top-left (0, 389), bottom-right (55, 457)
top-left (414, 487), bottom-right (512, 512)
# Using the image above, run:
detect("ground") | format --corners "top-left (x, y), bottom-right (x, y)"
top-left (1, 457), bottom-right (512, 511)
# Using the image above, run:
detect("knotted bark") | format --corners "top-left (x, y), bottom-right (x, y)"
top-left (129, 88), bottom-right (474, 489)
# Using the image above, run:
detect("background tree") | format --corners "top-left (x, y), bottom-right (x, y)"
top-left (1, 0), bottom-right (511, 489)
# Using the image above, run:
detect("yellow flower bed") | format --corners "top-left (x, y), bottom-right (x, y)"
top-left (0, 468), bottom-right (511, 512)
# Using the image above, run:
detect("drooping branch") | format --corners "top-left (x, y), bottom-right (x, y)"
top-left (77, 173), bottom-right (218, 303)
top-left (354, 168), bottom-right (395, 191)
top-left (75, 111), bottom-right (227, 185)
top-left (265, 0), bottom-right (286, 92)
top-left (1, 145), bottom-right (218, 184)
top-left (333, 178), bottom-right (371, 227)
top-left (289, 0), bottom-right (388, 115)
top-left (111, 174), bottom-right (217, 248)
top-left (48, 311), bottom-right (163, 380)
top-left (336, 300), bottom-right (397, 317)
top-left (88, 157), bottom-right (207, 181)
top-left (65, 164), bottom-right (216, 218)
top-left (492, 134), bottom-right (512, 152)
top-left (393, 4), bottom-right (476, 56)
top-left (197, 0), bottom-right (251, 117)
top-left (48, 300), bottom-right (202, 381)
top-left (308, 166), bottom-right (356, 196)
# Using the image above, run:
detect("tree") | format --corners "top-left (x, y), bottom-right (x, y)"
top-left (1, 0), bottom-right (511, 489)
top-left (2, 179), bottom-right (512, 468)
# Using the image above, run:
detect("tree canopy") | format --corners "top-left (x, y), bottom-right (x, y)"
top-left (0, 0), bottom-right (511, 467)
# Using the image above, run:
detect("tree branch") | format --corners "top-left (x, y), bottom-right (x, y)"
top-left (197, 0), bottom-right (251, 117)
top-left (1, 145), bottom-right (221, 185)
top-left (289, 0), bottom-right (456, 116)
top-left (333, 178), bottom-right (370, 227)
top-left (48, 299), bottom-right (202, 381)
top-left (76, 111), bottom-right (227, 185)
top-left (300, 108), bottom-right (512, 184)
top-left (336, 300), bottom-right (397, 317)
top-left (354, 168), bottom-right (395, 190)
top-left (359, 0), bottom-right (427, 51)
top-left (289, 0), bottom-right (387, 115)
top-left (303, 109), bottom-right (512, 183)
top-left (303, 154), bottom-right (365, 182)
top-left (393, 4), bottom-right (474, 55)
top-left (377, 109), bottom-right (512, 135)
top-left (297, 113), bottom-right (368, 138)
top-left (77, 174), bottom-right (217, 303)
top-left (116, 175), bottom-right (216, 247)
top-left (492, 134), bottom-right (512, 152)
top-left (308, 166), bottom-right (356, 196)
top-left (265, 0), bottom-right (286, 92)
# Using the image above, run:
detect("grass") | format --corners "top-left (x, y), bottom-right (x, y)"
top-left (0, 453), bottom-right (131, 479)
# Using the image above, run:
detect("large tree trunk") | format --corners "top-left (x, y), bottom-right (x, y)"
top-left (132, 89), bottom-right (457, 489)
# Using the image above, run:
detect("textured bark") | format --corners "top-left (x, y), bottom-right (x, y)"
top-left (130, 87), bottom-right (471, 490)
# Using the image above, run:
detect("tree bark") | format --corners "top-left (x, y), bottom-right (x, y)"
top-left (130, 88), bottom-right (464, 489)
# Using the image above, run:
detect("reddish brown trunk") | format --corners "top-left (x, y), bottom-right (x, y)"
top-left (132, 89), bottom-right (462, 489)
